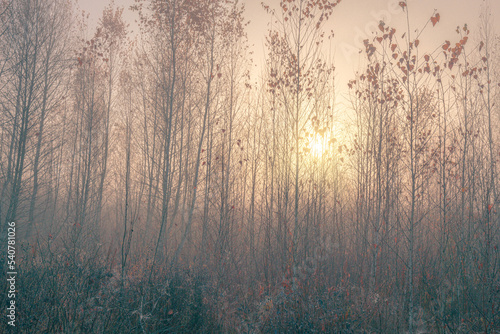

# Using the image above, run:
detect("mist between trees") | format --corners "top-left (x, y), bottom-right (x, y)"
top-left (0, 0), bottom-right (499, 333)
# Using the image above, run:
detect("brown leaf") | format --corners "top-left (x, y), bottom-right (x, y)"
top-left (431, 13), bottom-right (440, 27)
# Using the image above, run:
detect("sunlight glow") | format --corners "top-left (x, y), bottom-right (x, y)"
top-left (309, 136), bottom-right (326, 158)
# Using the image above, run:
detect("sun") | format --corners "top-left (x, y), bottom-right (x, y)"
top-left (303, 124), bottom-right (336, 159)
top-left (309, 136), bottom-right (325, 158)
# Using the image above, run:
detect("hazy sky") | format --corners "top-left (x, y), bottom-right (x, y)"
top-left (78, 0), bottom-right (499, 108)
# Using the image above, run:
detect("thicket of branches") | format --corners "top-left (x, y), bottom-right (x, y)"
top-left (0, 0), bottom-right (499, 332)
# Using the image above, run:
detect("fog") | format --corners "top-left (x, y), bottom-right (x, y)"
top-left (0, 0), bottom-right (499, 332)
